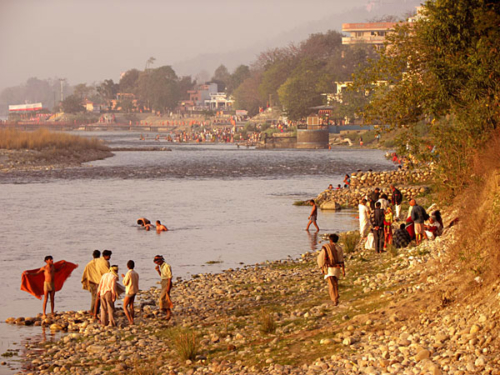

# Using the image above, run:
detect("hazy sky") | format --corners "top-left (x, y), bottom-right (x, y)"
top-left (0, 0), bottom-right (410, 91)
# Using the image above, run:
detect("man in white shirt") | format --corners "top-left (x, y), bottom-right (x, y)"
top-left (96, 265), bottom-right (118, 327)
top-left (358, 199), bottom-right (370, 239)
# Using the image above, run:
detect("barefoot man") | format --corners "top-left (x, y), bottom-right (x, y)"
top-left (305, 199), bottom-right (319, 232)
top-left (25, 256), bottom-right (57, 318)
top-left (154, 255), bottom-right (173, 320)
top-left (121, 260), bottom-right (139, 325)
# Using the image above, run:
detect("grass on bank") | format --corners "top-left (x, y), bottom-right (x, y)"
top-left (0, 128), bottom-right (109, 151)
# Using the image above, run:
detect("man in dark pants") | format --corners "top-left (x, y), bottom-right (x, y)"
top-left (390, 185), bottom-right (403, 220)
top-left (370, 201), bottom-right (385, 253)
top-left (369, 188), bottom-right (381, 210)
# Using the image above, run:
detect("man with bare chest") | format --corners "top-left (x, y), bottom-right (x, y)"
top-left (26, 256), bottom-right (58, 318)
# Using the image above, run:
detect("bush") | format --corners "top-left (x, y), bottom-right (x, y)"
top-left (0, 129), bottom-right (108, 151)
top-left (259, 311), bottom-right (277, 334)
top-left (169, 327), bottom-right (199, 361)
top-left (341, 232), bottom-right (360, 254)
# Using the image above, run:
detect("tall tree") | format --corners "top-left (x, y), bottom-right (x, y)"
top-left (119, 69), bottom-right (140, 94)
top-left (61, 94), bottom-right (85, 113)
top-left (212, 64), bottom-right (231, 91)
top-left (227, 65), bottom-right (251, 94)
top-left (277, 59), bottom-right (325, 121)
top-left (233, 72), bottom-right (266, 116)
top-left (352, 0), bottom-right (500, 194)
top-left (97, 80), bottom-right (119, 101)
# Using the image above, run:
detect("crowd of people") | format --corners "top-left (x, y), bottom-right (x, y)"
top-left (358, 185), bottom-right (443, 252)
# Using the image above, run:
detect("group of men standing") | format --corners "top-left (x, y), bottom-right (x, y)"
top-left (81, 251), bottom-right (172, 326)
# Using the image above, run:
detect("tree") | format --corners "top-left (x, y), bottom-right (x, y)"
top-left (277, 59), bottom-right (325, 121)
top-left (74, 83), bottom-right (94, 99)
top-left (227, 65), bottom-right (251, 94)
top-left (212, 64), bottom-right (231, 91)
top-left (233, 72), bottom-right (266, 116)
top-left (137, 66), bottom-right (180, 113)
top-left (61, 94), bottom-right (85, 113)
top-left (352, 0), bottom-right (500, 195)
top-left (97, 79), bottom-right (119, 101)
top-left (259, 58), bottom-right (298, 107)
top-left (119, 69), bottom-right (140, 93)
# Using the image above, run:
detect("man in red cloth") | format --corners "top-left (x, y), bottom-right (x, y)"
top-left (22, 256), bottom-right (78, 318)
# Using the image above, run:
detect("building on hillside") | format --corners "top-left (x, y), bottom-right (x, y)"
top-left (111, 93), bottom-right (140, 112)
top-left (187, 83), bottom-right (218, 108)
top-left (205, 92), bottom-right (234, 110)
top-left (83, 99), bottom-right (101, 113)
top-left (341, 22), bottom-right (397, 49)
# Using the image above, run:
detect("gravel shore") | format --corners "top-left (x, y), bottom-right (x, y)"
top-left (5, 217), bottom-right (500, 374)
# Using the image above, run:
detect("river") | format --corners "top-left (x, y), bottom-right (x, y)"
top-left (0, 132), bottom-right (394, 373)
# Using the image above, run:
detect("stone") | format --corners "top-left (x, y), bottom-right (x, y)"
top-left (415, 349), bottom-right (431, 361)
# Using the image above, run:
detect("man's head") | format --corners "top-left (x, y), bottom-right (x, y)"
top-left (127, 260), bottom-right (135, 269)
top-left (110, 265), bottom-right (119, 275)
top-left (102, 250), bottom-right (112, 259)
top-left (329, 233), bottom-right (339, 243)
top-left (400, 223), bottom-right (406, 230)
top-left (361, 199), bottom-right (367, 205)
top-left (410, 199), bottom-right (416, 206)
top-left (44, 255), bottom-right (53, 264)
top-left (93, 250), bottom-right (101, 259)
top-left (309, 199), bottom-right (315, 205)
top-left (390, 184), bottom-right (395, 191)
top-left (156, 220), bottom-right (161, 225)
top-left (376, 202), bottom-right (382, 208)
top-left (154, 255), bottom-right (164, 265)
top-left (375, 188), bottom-right (380, 193)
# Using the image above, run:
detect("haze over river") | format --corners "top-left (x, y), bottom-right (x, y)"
top-left (0, 132), bottom-right (394, 371)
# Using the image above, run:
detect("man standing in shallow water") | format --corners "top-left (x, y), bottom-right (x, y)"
top-left (305, 199), bottom-right (319, 232)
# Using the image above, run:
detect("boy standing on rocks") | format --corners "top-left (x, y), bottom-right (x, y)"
top-left (122, 260), bottom-right (139, 325)
top-left (317, 234), bottom-right (345, 306)
top-left (25, 256), bottom-right (57, 318)
top-left (154, 255), bottom-right (173, 320)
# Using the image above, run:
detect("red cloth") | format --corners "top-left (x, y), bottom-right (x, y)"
top-left (21, 261), bottom-right (78, 300)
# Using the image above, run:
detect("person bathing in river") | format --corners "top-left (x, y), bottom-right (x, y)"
top-left (305, 199), bottom-right (319, 232)
top-left (138, 218), bottom-right (155, 231)
top-left (156, 220), bottom-right (168, 232)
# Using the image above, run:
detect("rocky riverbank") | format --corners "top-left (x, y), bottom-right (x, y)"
top-left (0, 149), bottom-right (113, 173)
top-left (316, 169), bottom-right (433, 209)
top-left (4, 209), bottom-right (500, 374)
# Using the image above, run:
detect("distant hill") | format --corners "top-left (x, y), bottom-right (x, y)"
top-left (173, 0), bottom-right (421, 77)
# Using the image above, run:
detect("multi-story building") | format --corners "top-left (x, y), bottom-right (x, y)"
top-left (341, 22), bottom-right (397, 49)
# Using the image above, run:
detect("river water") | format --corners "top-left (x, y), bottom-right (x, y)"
top-left (0, 132), bottom-right (394, 373)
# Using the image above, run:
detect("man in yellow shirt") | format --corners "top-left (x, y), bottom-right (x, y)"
top-left (154, 255), bottom-right (172, 320)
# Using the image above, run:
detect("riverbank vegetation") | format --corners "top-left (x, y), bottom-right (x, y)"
top-left (0, 128), bottom-right (108, 151)
top-left (0, 129), bottom-right (112, 170)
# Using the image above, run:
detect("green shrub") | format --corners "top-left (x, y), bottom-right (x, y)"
top-left (169, 327), bottom-right (199, 361)
top-left (341, 232), bottom-right (360, 254)
top-left (259, 311), bottom-right (277, 334)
